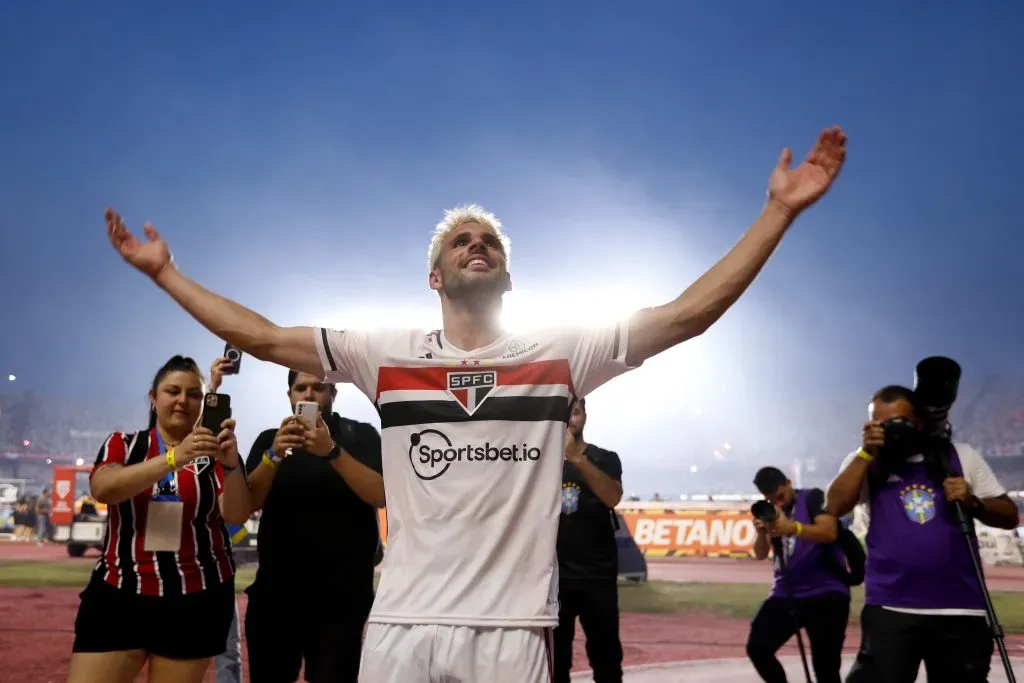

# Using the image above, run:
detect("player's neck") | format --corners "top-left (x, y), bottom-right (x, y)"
top-left (441, 298), bottom-right (504, 352)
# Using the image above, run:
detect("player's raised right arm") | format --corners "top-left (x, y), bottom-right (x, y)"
top-left (106, 208), bottom-right (322, 377)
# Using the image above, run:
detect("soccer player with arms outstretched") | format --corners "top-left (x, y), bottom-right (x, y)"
top-left (106, 127), bottom-right (846, 683)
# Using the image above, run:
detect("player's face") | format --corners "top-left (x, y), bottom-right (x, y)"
top-left (151, 370), bottom-right (204, 434)
top-left (430, 221), bottom-right (510, 302)
top-left (568, 400), bottom-right (587, 436)
top-left (288, 372), bottom-right (336, 415)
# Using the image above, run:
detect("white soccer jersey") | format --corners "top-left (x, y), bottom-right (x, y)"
top-left (314, 323), bottom-right (637, 627)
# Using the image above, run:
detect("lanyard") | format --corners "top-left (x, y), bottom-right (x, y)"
top-left (152, 430), bottom-right (180, 502)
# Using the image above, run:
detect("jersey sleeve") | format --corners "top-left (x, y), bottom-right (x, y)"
top-left (314, 327), bottom-right (404, 399)
top-left (90, 432), bottom-right (127, 478)
top-left (958, 443), bottom-right (1007, 500)
top-left (561, 320), bottom-right (640, 398)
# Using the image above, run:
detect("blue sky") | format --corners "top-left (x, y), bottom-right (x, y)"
top-left (1, 2), bottom-right (1022, 494)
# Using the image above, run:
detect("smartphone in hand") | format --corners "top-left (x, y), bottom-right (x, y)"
top-left (202, 393), bottom-right (232, 433)
top-left (295, 401), bottom-right (319, 430)
top-left (223, 343), bottom-right (243, 375)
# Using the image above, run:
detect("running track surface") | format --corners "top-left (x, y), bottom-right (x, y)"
top-left (3, 542), bottom-right (1024, 681)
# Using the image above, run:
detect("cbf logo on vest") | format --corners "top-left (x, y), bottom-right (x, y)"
top-left (900, 483), bottom-right (936, 524)
top-left (561, 482), bottom-right (581, 514)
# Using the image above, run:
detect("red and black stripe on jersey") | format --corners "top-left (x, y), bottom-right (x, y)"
top-left (375, 360), bottom-right (574, 429)
top-left (90, 429), bottom-right (234, 596)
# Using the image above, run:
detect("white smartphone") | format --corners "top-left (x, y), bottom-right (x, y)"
top-left (295, 401), bottom-right (319, 429)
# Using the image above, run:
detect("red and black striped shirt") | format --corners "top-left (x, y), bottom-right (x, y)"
top-left (90, 429), bottom-right (235, 596)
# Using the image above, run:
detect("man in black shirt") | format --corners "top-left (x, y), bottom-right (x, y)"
top-left (244, 370), bottom-right (384, 683)
top-left (552, 398), bottom-right (625, 683)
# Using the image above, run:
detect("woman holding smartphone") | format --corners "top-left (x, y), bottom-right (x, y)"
top-left (66, 355), bottom-right (253, 683)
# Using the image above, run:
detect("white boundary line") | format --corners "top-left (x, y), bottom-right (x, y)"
top-left (570, 653), bottom-right (1024, 678)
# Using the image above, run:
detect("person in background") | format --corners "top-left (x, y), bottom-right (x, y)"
top-left (66, 355), bottom-right (253, 683)
top-left (552, 398), bottom-right (625, 683)
top-left (35, 487), bottom-right (51, 544)
top-left (827, 385), bottom-right (1020, 683)
top-left (243, 369), bottom-right (384, 683)
top-left (209, 355), bottom-right (244, 683)
top-left (747, 467), bottom-right (848, 683)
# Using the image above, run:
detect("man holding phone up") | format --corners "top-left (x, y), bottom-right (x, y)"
top-left (243, 369), bottom-right (385, 683)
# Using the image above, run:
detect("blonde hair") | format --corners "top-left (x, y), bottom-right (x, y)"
top-left (427, 204), bottom-right (511, 271)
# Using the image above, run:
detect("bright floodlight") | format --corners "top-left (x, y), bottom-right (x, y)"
top-left (76, 458), bottom-right (85, 466)
top-left (7, 374), bottom-right (14, 381)
top-left (689, 465), bottom-right (698, 473)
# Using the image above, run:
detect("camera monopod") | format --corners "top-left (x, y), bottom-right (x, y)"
top-left (752, 501), bottom-right (814, 683)
top-left (938, 445), bottom-right (1017, 683)
top-left (916, 356), bottom-right (1016, 683)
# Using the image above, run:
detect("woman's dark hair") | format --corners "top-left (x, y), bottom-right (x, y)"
top-left (148, 355), bottom-right (204, 429)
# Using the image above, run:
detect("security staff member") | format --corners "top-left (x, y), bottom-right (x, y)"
top-left (552, 398), bottom-right (625, 683)
top-left (747, 467), bottom-right (850, 683)
top-left (244, 370), bottom-right (384, 683)
top-left (827, 385), bottom-right (1019, 683)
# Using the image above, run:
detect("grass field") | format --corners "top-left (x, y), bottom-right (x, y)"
top-left (4, 559), bottom-right (1024, 631)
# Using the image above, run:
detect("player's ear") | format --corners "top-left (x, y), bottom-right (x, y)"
top-left (504, 271), bottom-right (512, 292)
top-left (428, 269), bottom-right (442, 292)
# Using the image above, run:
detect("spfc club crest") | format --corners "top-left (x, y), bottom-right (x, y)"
top-left (56, 480), bottom-right (71, 499)
top-left (901, 484), bottom-right (936, 525)
top-left (184, 456), bottom-right (212, 476)
top-left (447, 370), bottom-right (497, 416)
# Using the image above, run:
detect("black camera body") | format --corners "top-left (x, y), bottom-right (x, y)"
top-left (751, 500), bottom-right (777, 524)
top-left (880, 417), bottom-right (923, 461)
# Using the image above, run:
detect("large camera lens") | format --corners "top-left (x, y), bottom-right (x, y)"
top-left (914, 356), bottom-right (960, 430)
top-left (751, 500), bottom-right (778, 523)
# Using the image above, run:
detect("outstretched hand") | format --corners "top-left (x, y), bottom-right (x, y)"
top-left (106, 208), bottom-right (173, 279)
top-left (768, 126), bottom-right (847, 216)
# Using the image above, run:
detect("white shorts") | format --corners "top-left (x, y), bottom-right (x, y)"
top-left (359, 623), bottom-right (554, 683)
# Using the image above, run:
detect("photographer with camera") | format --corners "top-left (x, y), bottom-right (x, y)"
top-left (827, 378), bottom-right (1019, 683)
top-left (746, 467), bottom-right (852, 683)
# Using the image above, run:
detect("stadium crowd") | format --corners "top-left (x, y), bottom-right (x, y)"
top-left (3, 373), bottom-right (1024, 511)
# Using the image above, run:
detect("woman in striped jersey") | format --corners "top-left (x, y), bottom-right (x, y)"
top-left (66, 355), bottom-right (253, 683)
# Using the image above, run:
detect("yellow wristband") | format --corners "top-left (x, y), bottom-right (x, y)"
top-left (166, 448), bottom-right (178, 471)
top-left (856, 448), bottom-right (875, 463)
top-left (262, 452), bottom-right (279, 470)
top-left (794, 521), bottom-right (804, 537)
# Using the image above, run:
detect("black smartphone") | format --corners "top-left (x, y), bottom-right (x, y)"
top-left (223, 343), bottom-right (243, 375)
top-left (201, 393), bottom-right (232, 433)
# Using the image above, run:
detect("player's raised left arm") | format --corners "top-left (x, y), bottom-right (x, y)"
top-left (625, 127), bottom-right (847, 366)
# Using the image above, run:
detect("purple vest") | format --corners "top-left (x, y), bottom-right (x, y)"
top-left (864, 448), bottom-right (983, 610)
top-left (770, 489), bottom-right (851, 599)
